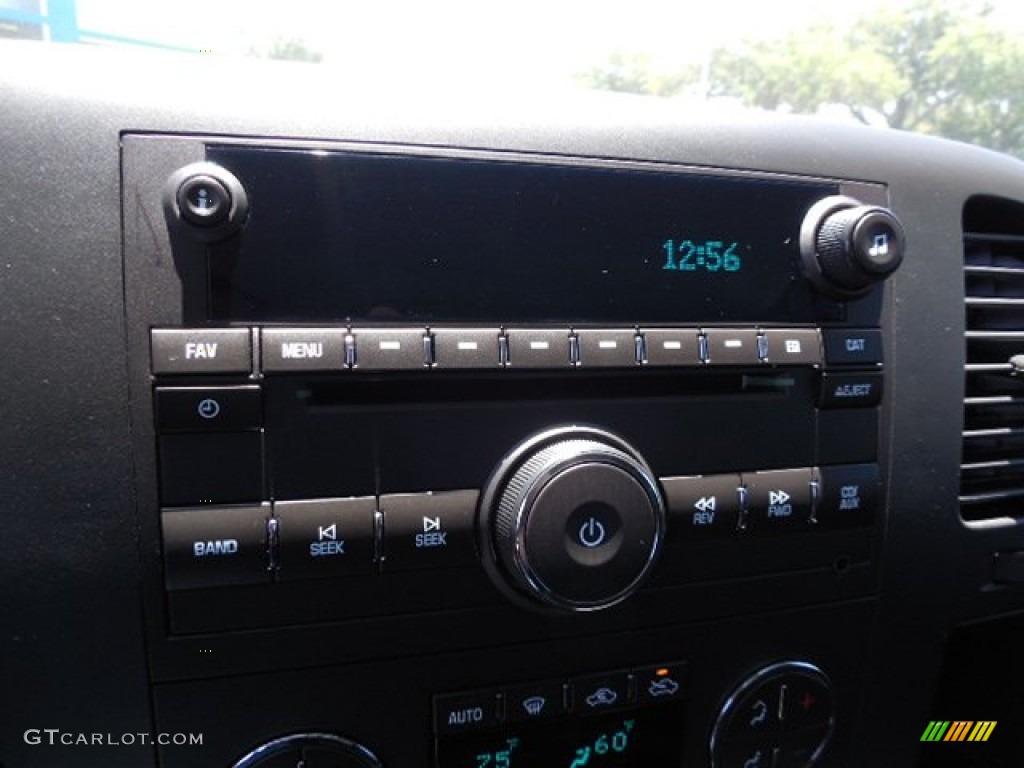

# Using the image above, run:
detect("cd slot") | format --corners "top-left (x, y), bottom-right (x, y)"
top-left (292, 370), bottom-right (803, 409)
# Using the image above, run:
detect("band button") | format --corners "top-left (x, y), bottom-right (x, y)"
top-left (161, 504), bottom-right (271, 590)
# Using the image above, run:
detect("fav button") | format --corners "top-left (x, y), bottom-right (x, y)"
top-left (151, 328), bottom-right (252, 374)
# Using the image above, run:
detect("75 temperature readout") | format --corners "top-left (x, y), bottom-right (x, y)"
top-left (662, 239), bottom-right (743, 272)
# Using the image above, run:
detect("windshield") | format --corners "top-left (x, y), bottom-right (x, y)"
top-left (2, 0), bottom-right (1021, 158)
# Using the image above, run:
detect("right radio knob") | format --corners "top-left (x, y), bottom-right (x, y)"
top-left (800, 196), bottom-right (906, 298)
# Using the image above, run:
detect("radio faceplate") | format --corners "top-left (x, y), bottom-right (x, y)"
top-left (123, 132), bottom-right (888, 660)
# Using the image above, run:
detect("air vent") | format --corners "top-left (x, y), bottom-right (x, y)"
top-left (961, 196), bottom-right (1024, 521)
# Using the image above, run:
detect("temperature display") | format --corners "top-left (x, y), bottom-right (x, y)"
top-left (436, 706), bottom-right (683, 768)
top-left (662, 240), bottom-right (744, 273)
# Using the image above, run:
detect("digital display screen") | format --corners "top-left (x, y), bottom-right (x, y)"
top-left (435, 706), bottom-right (683, 768)
top-left (206, 146), bottom-right (837, 323)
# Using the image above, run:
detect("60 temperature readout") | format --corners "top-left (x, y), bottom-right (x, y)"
top-left (662, 239), bottom-right (743, 273)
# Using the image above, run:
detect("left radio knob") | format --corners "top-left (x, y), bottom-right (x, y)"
top-left (480, 427), bottom-right (666, 612)
top-left (165, 162), bottom-right (249, 241)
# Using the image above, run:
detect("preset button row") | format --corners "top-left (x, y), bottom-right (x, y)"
top-left (149, 326), bottom-right (882, 374)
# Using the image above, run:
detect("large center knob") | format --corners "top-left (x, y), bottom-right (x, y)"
top-left (482, 428), bottom-right (666, 612)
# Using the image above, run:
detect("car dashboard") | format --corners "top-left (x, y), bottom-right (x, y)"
top-left (3, 43), bottom-right (1024, 768)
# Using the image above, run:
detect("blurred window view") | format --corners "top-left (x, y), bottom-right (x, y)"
top-left (1, 0), bottom-right (1021, 158)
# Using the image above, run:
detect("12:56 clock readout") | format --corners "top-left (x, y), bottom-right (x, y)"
top-left (662, 239), bottom-right (743, 272)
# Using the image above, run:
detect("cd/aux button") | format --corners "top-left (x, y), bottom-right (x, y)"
top-left (161, 504), bottom-right (271, 590)
top-left (815, 464), bottom-right (880, 529)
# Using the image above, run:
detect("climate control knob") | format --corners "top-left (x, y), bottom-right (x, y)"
top-left (800, 196), bottom-right (906, 297)
top-left (480, 427), bottom-right (666, 612)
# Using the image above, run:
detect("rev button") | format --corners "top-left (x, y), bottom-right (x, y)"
top-left (662, 474), bottom-right (741, 539)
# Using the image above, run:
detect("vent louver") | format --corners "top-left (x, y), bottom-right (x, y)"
top-left (961, 196), bottom-right (1024, 521)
